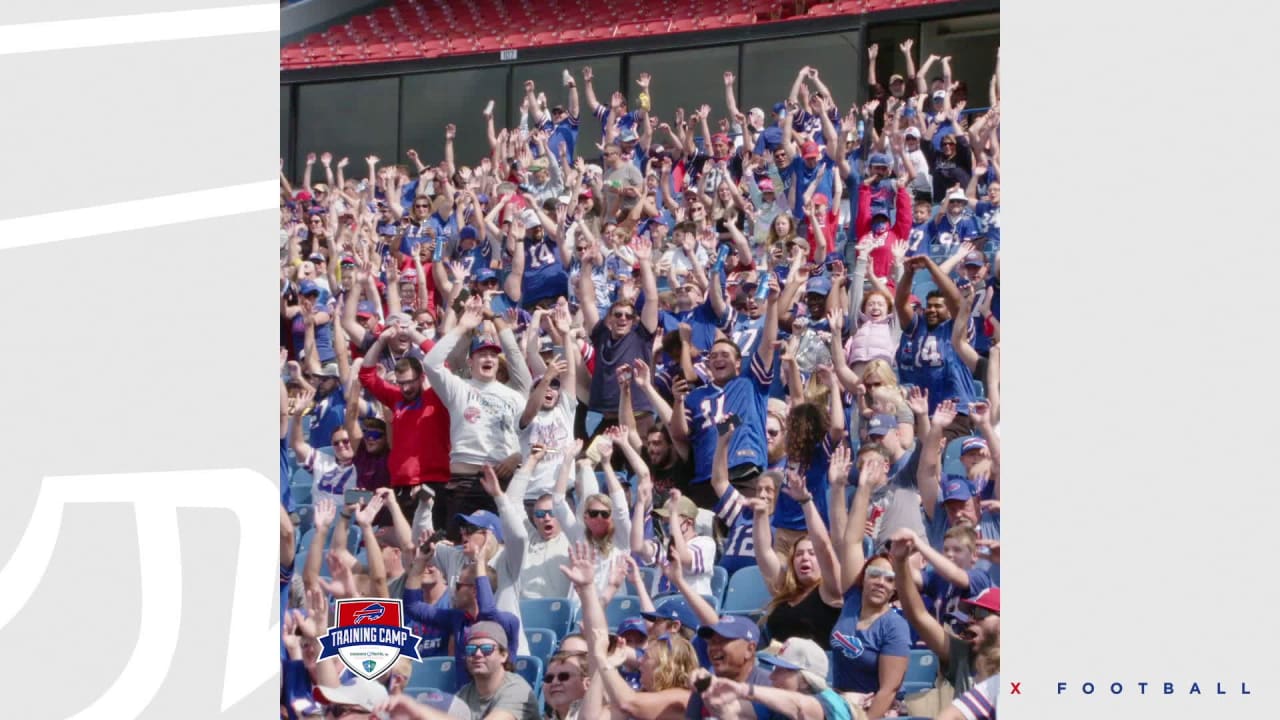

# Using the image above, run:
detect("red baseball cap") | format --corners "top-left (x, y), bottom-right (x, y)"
top-left (801, 141), bottom-right (821, 159)
top-left (962, 587), bottom-right (1000, 614)
top-left (813, 192), bottom-right (829, 206)
top-left (908, 294), bottom-right (922, 307)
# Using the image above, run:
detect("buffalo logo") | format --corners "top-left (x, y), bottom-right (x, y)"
top-left (831, 631), bottom-right (865, 659)
top-left (318, 598), bottom-right (422, 680)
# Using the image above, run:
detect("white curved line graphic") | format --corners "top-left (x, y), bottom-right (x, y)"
top-left (0, 469), bottom-right (278, 717)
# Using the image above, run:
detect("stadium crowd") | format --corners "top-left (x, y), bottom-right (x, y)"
top-left (280, 39), bottom-right (1001, 720)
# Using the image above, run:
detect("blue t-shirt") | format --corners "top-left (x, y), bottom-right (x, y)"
top-left (926, 504), bottom-right (1001, 555)
top-left (541, 114), bottom-right (581, 162)
top-left (974, 200), bottom-right (1000, 249)
top-left (923, 566), bottom-right (994, 626)
top-left (307, 390), bottom-right (346, 448)
top-left (729, 312), bottom-right (767, 366)
top-left (925, 213), bottom-right (980, 249)
top-left (683, 353), bottom-right (775, 484)
top-left (521, 235), bottom-right (569, 306)
top-left (280, 438), bottom-right (294, 512)
top-left (773, 435), bottom-right (834, 532)
top-left (830, 587), bottom-right (912, 693)
top-left (785, 156), bottom-right (836, 218)
top-left (753, 125), bottom-right (785, 154)
top-left (407, 588), bottom-right (455, 658)
top-left (290, 297), bottom-right (337, 364)
top-left (896, 314), bottom-right (977, 415)
top-left (659, 299), bottom-right (730, 354)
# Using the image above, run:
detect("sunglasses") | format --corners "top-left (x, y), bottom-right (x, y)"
top-left (612, 312), bottom-right (635, 320)
top-left (364, 431), bottom-right (384, 440)
top-left (332, 439), bottom-right (352, 448)
top-left (533, 509), bottom-right (554, 519)
top-left (586, 509), bottom-right (612, 519)
top-left (544, 672), bottom-right (577, 684)
top-left (971, 607), bottom-right (997, 621)
top-left (766, 428), bottom-right (781, 438)
top-left (464, 643), bottom-right (499, 657)
top-left (865, 566), bottom-right (896, 580)
top-left (461, 523), bottom-right (486, 535)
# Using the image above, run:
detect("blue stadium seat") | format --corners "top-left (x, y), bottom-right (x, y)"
top-left (514, 656), bottom-right (544, 698)
top-left (652, 592), bottom-right (720, 619)
top-left (901, 649), bottom-right (938, 695)
top-left (626, 566), bottom-right (657, 597)
top-left (605, 595), bottom-right (643, 630)
top-left (407, 656), bottom-right (460, 694)
top-left (974, 380), bottom-right (986, 399)
top-left (722, 566), bottom-right (770, 620)
top-left (826, 651), bottom-right (834, 685)
top-left (524, 627), bottom-right (557, 661)
top-left (711, 566), bottom-right (729, 605)
top-left (520, 598), bottom-right (573, 638)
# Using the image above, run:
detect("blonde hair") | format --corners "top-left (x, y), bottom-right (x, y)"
top-left (583, 493), bottom-right (616, 555)
top-left (645, 634), bottom-right (699, 692)
top-left (943, 525), bottom-right (978, 553)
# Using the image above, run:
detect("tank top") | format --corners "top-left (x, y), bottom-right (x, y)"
top-left (765, 586), bottom-right (842, 645)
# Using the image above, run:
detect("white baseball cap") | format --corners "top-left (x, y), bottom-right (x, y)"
top-left (757, 637), bottom-right (830, 691)
top-left (313, 676), bottom-right (389, 711)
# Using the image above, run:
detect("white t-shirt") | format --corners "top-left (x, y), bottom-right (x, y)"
top-left (518, 391), bottom-right (578, 501)
top-left (953, 673), bottom-right (998, 720)
top-left (652, 535), bottom-right (717, 598)
top-left (305, 449), bottom-right (357, 508)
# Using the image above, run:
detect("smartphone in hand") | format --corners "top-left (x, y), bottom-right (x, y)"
top-left (344, 489), bottom-right (374, 507)
top-left (715, 413), bottom-right (740, 436)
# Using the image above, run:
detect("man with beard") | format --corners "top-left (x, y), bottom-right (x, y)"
top-left (916, 401), bottom-right (1000, 552)
top-left (641, 423), bottom-right (694, 499)
top-left (359, 325), bottom-right (451, 522)
top-left (895, 256), bottom-right (980, 439)
top-left (888, 534), bottom-right (999, 699)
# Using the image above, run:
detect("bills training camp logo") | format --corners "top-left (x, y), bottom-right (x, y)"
top-left (317, 599), bottom-right (422, 680)
top-left (831, 631), bottom-right (865, 659)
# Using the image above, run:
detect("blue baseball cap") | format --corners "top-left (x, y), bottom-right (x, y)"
top-left (474, 267), bottom-right (498, 283)
top-left (455, 510), bottom-right (504, 543)
top-left (772, 101), bottom-right (786, 114)
top-left (868, 152), bottom-right (892, 167)
top-left (806, 276), bottom-right (833, 297)
top-left (940, 474), bottom-right (974, 503)
top-left (696, 615), bottom-right (760, 644)
top-left (616, 616), bottom-right (649, 638)
top-left (962, 251), bottom-right (986, 267)
top-left (866, 414), bottom-right (899, 437)
top-left (961, 436), bottom-right (989, 454)
top-left (460, 226), bottom-right (479, 241)
top-left (640, 601), bottom-right (700, 629)
top-left (377, 222), bottom-right (399, 237)
top-left (298, 279), bottom-right (321, 297)
top-left (469, 335), bottom-right (503, 357)
top-left (356, 300), bottom-right (378, 318)
top-left (477, 193), bottom-right (490, 204)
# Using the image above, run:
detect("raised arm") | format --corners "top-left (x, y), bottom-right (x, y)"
top-left (887, 530), bottom-right (951, 663)
top-left (633, 237), bottom-right (660, 334)
top-left (838, 460), bottom-right (884, 594)
top-left (916, 400), bottom-right (957, 520)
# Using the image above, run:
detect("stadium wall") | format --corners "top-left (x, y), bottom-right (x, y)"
top-left (280, 2), bottom-right (998, 180)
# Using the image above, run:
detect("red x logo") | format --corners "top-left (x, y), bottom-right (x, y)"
top-left (1009, 682), bottom-right (1022, 695)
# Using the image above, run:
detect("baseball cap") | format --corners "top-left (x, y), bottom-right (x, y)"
top-left (945, 188), bottom-right (969, 205)
top-left (962, 251), bottom-right (986, 268)
top-left (474, 267), bottom-right (498, 283)
top-left (617, 616), bottom-right (649, 638)
top-left (868, 152), bottom-right (891, 168)
top-left (469, 335), bottom-right (503, 358)
top-left (889, 73), bottom-right (905, 84)
top-left (904, 126), bottom-right (921, 139)
top-left (298, 279), bottom-right (321, 297)
top-left (758, 178), bottom-right (775, 193)
top-left (307, 252), bottom-right (326, 264)
top-left (806, 275), bottom-right (833, 297)
top-left (465, 620), bottom-right (509, 650)
top-left (653, 495), bottom-right (698, 520)
top-left (579, 188), bottom-right (593, 199)
top-left (940, 474), bottom-right (974, 503)
top-left (477, 193), bottom-right (490, 204)
top-left (866, 414), bottom-right (899, 437)
top-left (812, 192), bottom-right (830, 207)
top-left (460, 225), bottom-right (479, 240)
top-left (314, 362), bottom-right (340, 379)
top-left (711, 132), bottom-right (731, 146)
top-left (339, 255), bottom-right (357, 267)
top-left (641, 601), bottom-right (700, 628)
top-left (932, 90), bottom-right (947, 102)
top-left (400, 269), bottom-right (419, 284)
top-left (757, 637), bottom-right (830, 691)
top-left (356, 301), bottom-right (378, 319)
top-left (801, 141), bottom-right (821, 159)
top-left (619, 127), bottom-right (639, 143)
top-left (295, 190), bottom-right (313, 202)
top-left (697, 615), bottom-right (760, 644)
top-left (456, 509), bottom-right (504, 543)
top-left (962, 587), bottom-right (1000, 614)
top-left (961, 436), bottom-right (989, 454)
top-left (749, 107), bottom-right (765, 121)
top-left (773, 101), bottom-right (787, 114)
top-left (313, 676), bottom-right (389, 711)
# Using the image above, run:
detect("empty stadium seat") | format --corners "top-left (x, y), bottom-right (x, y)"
top-left (520, 598), bottom-right (574, 638)
top-left (514, 656), bottom-right (544, 698)
top-left (605, 595), bottom-right (643, 630)
top-left (902, 649), bottom-right (939, 694)
top-left (525, 627), bottom-right (558, 660)
top-left (626, 566), bottom-right (657, 597)
top-left (721, 565), bottom-right (770, 619)
top-left (711, 566), bottom-right (729, 605)
top-left (407, 656), bottom-right (460, 694)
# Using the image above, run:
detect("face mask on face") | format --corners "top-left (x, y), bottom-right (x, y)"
top-left (871, 220), bottom-right (889, 234)
top-left (421, 327), bottom-right (436, 340)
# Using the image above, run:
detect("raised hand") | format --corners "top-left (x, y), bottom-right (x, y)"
top-left (353, 493), bottom-right (385, 527)
top-left (828, 443), bottom-right (852, 487)
top-left (780, 470), bottom-right (812, 503)
top-left (445, 124), bottom-right (457, 140)
top-left (867, 43), bottom-right (879, 61)
top-left (365, 155), bottom-right (379, 165)
top-left (637, 72), bottom-right (651, 89)
top-left (479, 463), bottom-right (502, 497)
top-left (891, 239), bottom-right (909, 260)
top-left (560, 540), bottom-right (597, 588)
top-left (306, 152), bottom-right (316, 164)
top-left (337, 156), bottom-right (349, 169)
top-left (932, 398), bottom-right (958, 428)
top-left (320, 152), bottom-right (333, 167)
top-left (582, 66), bottom-right (593, 82)
top-left (899, 38), bottom-right (914, 54)
top-left (313, 497), bottom-right (337, 530)
top-left (723, 71), bottom-right (735, 86)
